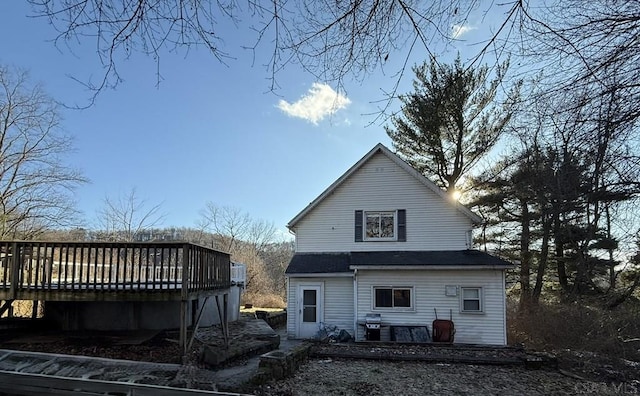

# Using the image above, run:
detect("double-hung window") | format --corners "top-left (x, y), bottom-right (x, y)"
top-left (373, 287), bottom-right (413, 309)
top-left (365, 211), bottom-right (395, 239)
top-left (355, 209), bottom-right (406, 242)
top-left (461, 287), bottom-right (483, 313)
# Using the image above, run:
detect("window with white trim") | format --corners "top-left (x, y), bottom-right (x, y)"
top-left (461, 287), bottom-right (483, 313)
top-left (373, 287), bottom-right (412, 309)
top-left (365, 211), bottom-right (396, 239)
top-left (355, 209), bottom-right (406, 242)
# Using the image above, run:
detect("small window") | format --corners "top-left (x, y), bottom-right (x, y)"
top-left (365, 211), bottom-right (396, 240)
top-left (461, 287), bottom-right (483, 313)
top-left (374, 287), bottom-right (412, 309)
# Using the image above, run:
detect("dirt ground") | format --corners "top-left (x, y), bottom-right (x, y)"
top-left (2, 330), bottom-right (186, 364)
top-left (3, 322), bottom-right (639, 395)
top-left (252, 358), bottom-right (640, 396)
top-left (251, 345), bottom-right (640, 396)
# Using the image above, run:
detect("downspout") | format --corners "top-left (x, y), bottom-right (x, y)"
top-left (287, 226), bottom-right (295, 339)
top-left (353, 268), bottom-right (358, 341)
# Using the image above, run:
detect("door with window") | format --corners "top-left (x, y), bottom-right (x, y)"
top-left (297, 283), bottom-right (323, 338)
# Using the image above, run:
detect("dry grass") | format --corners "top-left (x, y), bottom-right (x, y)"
top-left (239, 306), bottom-right (284, 314)
top-left (507, 296), bottom-right (640, 362)
top-left (241, 292), bottom-right (286, 309)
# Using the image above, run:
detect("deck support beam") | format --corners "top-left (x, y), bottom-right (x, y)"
top-left (215, 294), bottom-right (229, 347)
top-left (187, 297), bottom-right (209, 351)
top-left (0, 300), bottom-right (14, 317)
top-left (31, 300), bottom-right (38, 319)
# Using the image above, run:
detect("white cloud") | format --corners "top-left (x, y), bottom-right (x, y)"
top-left (277, 83), bottom-right (351, 125)
top-left (452, 24), bottom-right (475, 39)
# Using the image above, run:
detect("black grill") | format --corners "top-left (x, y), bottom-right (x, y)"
top-left (365, 313), bottom-right (381, 341)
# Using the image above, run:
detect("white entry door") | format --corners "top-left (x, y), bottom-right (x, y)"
top-left (297, 283), bottom-right (323, 338)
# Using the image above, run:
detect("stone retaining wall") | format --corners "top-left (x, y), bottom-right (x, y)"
top-left (254, 311), bottom-right (287, 329)
top-left (253, 343), bottom-right (312, 383)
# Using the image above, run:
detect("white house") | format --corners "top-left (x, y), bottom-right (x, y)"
top-left (285, 143), bottom-right (512, 345)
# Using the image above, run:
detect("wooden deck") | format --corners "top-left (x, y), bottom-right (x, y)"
top-left (0, 241), bottom-right (231, 302)
top-left (0, 241), bottom-right (234, 355)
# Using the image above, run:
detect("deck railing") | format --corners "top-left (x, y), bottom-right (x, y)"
top-left (231, 262), bottom-right (246, 285)
top-left (0, 241), bottom-right (231, 300)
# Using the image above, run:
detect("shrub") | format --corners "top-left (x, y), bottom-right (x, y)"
top-left (241, 292), bottom-right (286, 309)
top-left (507, 296), bottom-right (640, 361)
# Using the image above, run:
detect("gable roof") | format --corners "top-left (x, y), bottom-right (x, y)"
top-left (285, 250), bottom-right (513, 274)
top-left (287, 143), bottom-right (482, 229)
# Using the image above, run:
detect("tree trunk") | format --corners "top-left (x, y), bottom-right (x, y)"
top-left (519, 200), bottom-right (532, 310)
top-left (608, 272), bottom-right (640, 309)
top-left (532, 216), bottom-right (552, 303)
top-left (605, 204), bottom-right (616, 290)
top-left (554, 222), bottom-right (569, 291)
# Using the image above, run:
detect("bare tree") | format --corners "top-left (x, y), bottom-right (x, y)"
top-left (515, 1), bottom-right (640, 138)
top-left (198, 202), bottom-right (278, 294)
top-left (198, 202), bottom-right (276, 252)
top-left (26, 0), bottom-right (488, 103)
top-left (198, 203), bottom-right (253, 251)
top-left (95, 187), bottom-right (165, 241)
top-left (25, 0), bottom-right (640, 127)
top-left (0, 65), bottom-right (87, 239)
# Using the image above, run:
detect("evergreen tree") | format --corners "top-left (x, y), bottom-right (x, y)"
top-left (386, 55), bottom-right (518, 193)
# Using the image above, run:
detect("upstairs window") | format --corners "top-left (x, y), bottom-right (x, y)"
top-left (366, 211), bottom-right (395, 239)
top-left (355, 209), bottom-right (406, 242)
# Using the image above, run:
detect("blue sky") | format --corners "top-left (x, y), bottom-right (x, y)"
top-left (0, 2), bottom-right (507, 239)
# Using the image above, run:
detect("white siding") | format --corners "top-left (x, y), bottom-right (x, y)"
top-left (323, 277), bottom-right (355, 335)
top-left (293, 153), bottom-right (473, 252)
top-left (286, 277), bottom-right (296, 337)
top-left (287, 276), bottom-right (354, 339)
top-left (355, 269), bottom-right (507, 345)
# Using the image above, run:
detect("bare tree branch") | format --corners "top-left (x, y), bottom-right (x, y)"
top-left (95, 187), bottom-right (166, 241)
top-left (0, 64), bottom-right (87, 239)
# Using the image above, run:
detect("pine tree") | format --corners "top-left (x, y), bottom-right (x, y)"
top-left (385, 55), bottom-right (518, 193)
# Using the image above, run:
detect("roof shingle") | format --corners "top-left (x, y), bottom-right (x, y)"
top-left (285, 250), bottom-right (512, 274)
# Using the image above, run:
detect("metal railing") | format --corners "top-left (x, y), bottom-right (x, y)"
top-left (0, 241), bottom-right (231, 300)
top-left (231, 262), bottom-right (246, 285)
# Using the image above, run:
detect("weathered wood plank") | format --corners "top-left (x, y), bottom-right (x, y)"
top-left (0, 370), bottom-right (244, 396)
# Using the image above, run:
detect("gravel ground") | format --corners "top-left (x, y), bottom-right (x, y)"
top-left (4, 323), bottom-right (639, 395)
top-left (253, 358), bottom-right (633, 396)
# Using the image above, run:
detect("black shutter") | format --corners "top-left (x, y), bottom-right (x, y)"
top-left (355, 210), bottom-right (363, 242)
top-left (397, 209), bottom-right (406, 242)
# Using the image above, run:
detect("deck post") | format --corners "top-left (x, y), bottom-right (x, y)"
top-left (8, 242), bottom-right (20, 301)
top-left (179, 300), bottom-right (189, 357)
top-left (180, 244), bottom-right (191, 356)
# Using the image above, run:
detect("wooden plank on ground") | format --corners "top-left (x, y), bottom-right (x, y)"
top-left (0, 370), bottom-right (246, 396)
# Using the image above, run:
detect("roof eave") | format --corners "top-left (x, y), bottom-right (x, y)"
top-left (350, 264), bottom-right (514, 270)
